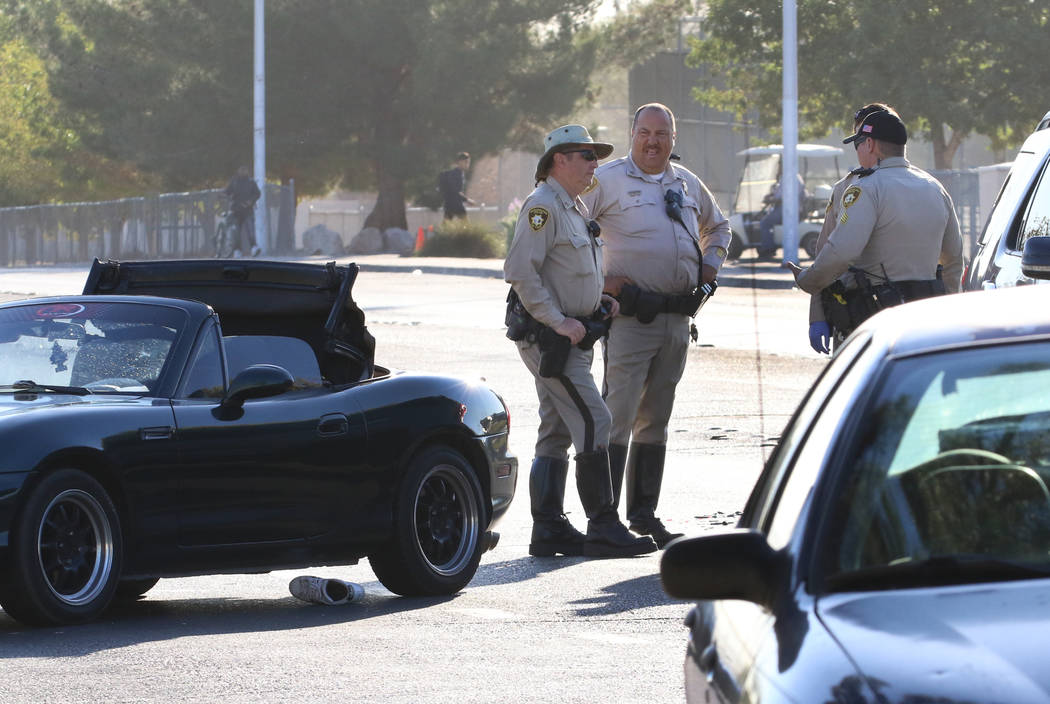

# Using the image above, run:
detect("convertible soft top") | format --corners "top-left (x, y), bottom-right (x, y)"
top-left (84, 258), bottom-right (375, 384)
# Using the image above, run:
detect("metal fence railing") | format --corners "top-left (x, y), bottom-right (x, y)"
top-left (0, 183), bottom-right (295, 267)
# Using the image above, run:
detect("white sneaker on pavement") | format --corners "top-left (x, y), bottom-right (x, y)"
top-left (288, 576), bottom-right (365, 605)
top-left (250, 246), bottom-right (261, 257)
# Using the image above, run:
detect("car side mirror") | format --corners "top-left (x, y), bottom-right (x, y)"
top-left (1021, 236), bottom-right (1050, 280)
top-left (660, 529), bottom-right (782, 609)
top-left (221, 363), bottom-right (294, 410)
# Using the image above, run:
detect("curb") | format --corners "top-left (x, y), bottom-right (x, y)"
top-left (353, 260), bottom-right (796, 290)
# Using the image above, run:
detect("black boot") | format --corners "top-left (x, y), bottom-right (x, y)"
top-left (608, 442), bottom-right (628, 513)
top-left (575, 450), bottom-right (657, 558)
top-left (529, 457), bottom-right (586, 556)
top-left (626, 443), bottom-right (684, 549)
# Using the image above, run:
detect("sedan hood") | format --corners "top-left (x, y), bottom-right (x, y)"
top-left (818, 579), bottom-right (1050, 703)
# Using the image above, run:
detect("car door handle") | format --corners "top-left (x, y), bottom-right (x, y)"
top-left (140, 426), bottom-right (174, 441)
top-left (317, 413), bottom-right (348, 437)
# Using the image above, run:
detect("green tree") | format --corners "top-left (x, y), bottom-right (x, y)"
top-left (688, 0), bottom-right (1050, 168)
top-left (10, 0), bottom-right (611, 228)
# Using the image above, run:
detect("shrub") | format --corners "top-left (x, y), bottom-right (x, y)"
top-left (419, 218), bottom-right (506, 258)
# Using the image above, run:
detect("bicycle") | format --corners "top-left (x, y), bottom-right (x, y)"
top-left (214, 208), bottom-right (257, 258)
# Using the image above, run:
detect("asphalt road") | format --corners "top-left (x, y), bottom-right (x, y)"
top-left (0, 257), bottom-right (827, 703)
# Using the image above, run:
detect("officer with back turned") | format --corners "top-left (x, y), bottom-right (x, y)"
top-left (805, 102), bottom-right (901, 353)
top-left (787, 110), bottom-right (964, 334)
top-left (504, 124), bottom-right (657, 558)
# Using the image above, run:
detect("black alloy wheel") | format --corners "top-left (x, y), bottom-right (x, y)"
top-left (0, 469), bottom-right (122, 626)
top-left (369, 446), bottom-right (485, 596)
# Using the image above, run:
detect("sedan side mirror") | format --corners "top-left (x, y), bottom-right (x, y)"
top-left (221, 363), bottom-right (294, 410)
top-left (1021, 236), bottom-right (1050, 280)
top-left (660, 529), bottom-right (782, 609)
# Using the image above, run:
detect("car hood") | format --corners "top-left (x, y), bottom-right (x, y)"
top-left (817, 579), bottom-right (1050, 703)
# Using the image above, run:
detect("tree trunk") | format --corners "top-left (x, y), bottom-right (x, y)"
top-left (928, 122), bottom-right (966, 170)
top-left (363, 163), bottom-right (408, 231)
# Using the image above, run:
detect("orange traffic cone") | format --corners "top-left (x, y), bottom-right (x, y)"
top-left (414, 226), bottom-right (425, 252)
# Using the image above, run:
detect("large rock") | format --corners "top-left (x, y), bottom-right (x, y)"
top-left (349, 226), bottom-right (383, 255)
top-left (301, 224), bottom-right (346, 256)
top-left (384, 227), bottom-right (415, 255)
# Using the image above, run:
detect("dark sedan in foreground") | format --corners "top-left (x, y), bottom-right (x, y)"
top-left (663, 281), bottom-right (1050, 702)
top-left (0, 259), bottom-right (517, 626)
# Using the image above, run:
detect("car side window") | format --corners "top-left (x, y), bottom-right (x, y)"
top-left (1015, 157), bottom-right (1050, 251)
top-left (180, 322), bottom-right (224, 399)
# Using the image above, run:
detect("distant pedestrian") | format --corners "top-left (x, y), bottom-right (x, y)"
top-left (438, 152), bottom-right (476, 220)
top-left (224, 165), bottom-right (261, 256)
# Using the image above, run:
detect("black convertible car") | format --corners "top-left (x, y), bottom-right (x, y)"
top-left (0, 258), bottom-right (517, 626)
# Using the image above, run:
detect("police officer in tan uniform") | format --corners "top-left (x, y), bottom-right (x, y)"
top-left (581, 104), bottom-right (731, 548)
top-left (807, 103), bottom-right (900, 353)
top-left (788, 110), bottom-right (964, 329)
top-left (504, 124), bottom-right (657, 558)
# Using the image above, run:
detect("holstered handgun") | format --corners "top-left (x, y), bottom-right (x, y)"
top-left (505, 288), bottom-right (535, 342)
top-left (537, 326), bottom-right (571, 378)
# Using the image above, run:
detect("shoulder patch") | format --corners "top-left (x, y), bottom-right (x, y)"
top-left (842, 185), bottom-right (862, 209)
top-left (581, 176), bottom-right (599, 195)
top-left (528, 207), bottom-right (550, 231)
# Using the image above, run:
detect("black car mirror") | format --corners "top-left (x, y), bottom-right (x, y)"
top-left (1021, 236), bottom-right (1050, 280)
top-left (221, 363), bottom-right (294, 410)
top-left (660, 529), bottom-right (781, 609)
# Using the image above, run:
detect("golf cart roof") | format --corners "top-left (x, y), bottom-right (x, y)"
top-left (737, 144), bottom-right (844, 158)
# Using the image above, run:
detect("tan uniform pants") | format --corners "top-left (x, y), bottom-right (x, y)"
top-left (517, 341), bottom-right (611, 459)
top-left (602, 312), bottom-right (690, 446)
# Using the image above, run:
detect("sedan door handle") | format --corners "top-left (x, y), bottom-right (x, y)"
top-left (317, 413), bottom-right (348, 437)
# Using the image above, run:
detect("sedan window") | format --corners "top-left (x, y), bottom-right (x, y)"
top-left (1016, 157), bottom-right (1050, 250)
top-left (822, 341), bottom-right (1050, 588)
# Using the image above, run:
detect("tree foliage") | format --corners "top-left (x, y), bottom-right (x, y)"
top-left (688, 0), bottom-right (1050, 168)
top-left (2, 0), bottom-right (687, 224)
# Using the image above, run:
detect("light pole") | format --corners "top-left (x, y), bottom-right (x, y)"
top-left (253, 0), bottom-right (267, 253)
top-left (781, 0), bottom-right (799, 264)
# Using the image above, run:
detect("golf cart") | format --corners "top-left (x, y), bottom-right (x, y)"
top-left (727, 144), bottom-right (845, 260)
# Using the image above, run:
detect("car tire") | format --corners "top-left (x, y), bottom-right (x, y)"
top-left (0, 469), bottom-right (123, 626)
top-left (369, 446), bottom-right (486, 596)
top-left (727, 233), bottom-right (744, 261)
top-left (115, 577), bottom-right (160, 600)
top-left (800, 232), bottom-right (818, 259)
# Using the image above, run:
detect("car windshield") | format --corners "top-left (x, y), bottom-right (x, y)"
top-left (0, 301), bottom-right (185, 394)
top-left (821, 340), bottom-right (1050, 590)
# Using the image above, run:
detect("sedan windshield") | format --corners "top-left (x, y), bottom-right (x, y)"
top-left (0, 301), bottom-right (185, 394)
top-left (822, 340), bottom-right (1050, 589)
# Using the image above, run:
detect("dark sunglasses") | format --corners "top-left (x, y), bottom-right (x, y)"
top-left (563, 149), bottom-right (598, 161)
top-left (853, 136), bottom-right (868, 150)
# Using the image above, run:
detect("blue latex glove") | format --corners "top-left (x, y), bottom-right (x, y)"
top-left (809, 321), bottom-right (831, 354)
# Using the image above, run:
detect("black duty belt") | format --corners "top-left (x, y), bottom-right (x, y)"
top-left (618, 282), bottom-right (715, 323)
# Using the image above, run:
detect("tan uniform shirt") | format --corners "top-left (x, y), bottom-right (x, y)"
top-left (581, 156), bottom-right (731, 294)
top-left (797, 157), bottom-right (964, 296)
top-left (809, 173), bottom-right (856, 323)
top-left (504, 178), bottom-right (604, 328)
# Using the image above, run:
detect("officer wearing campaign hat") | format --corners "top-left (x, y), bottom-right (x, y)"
top-left (504, 124), bottom-right (656, 559)
top-left (787, 106), bottom-right (965, 340)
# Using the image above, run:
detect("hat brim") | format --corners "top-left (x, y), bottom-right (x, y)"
top-left (534, 142), bottom-right (614, 180)
top-left (842, 132), bottom-right (863, 144)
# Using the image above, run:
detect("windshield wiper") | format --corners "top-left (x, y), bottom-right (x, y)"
top-left (824, 554), bottom-right (1050, 592)
top-left (0, 380), bottom-right (92, 396)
